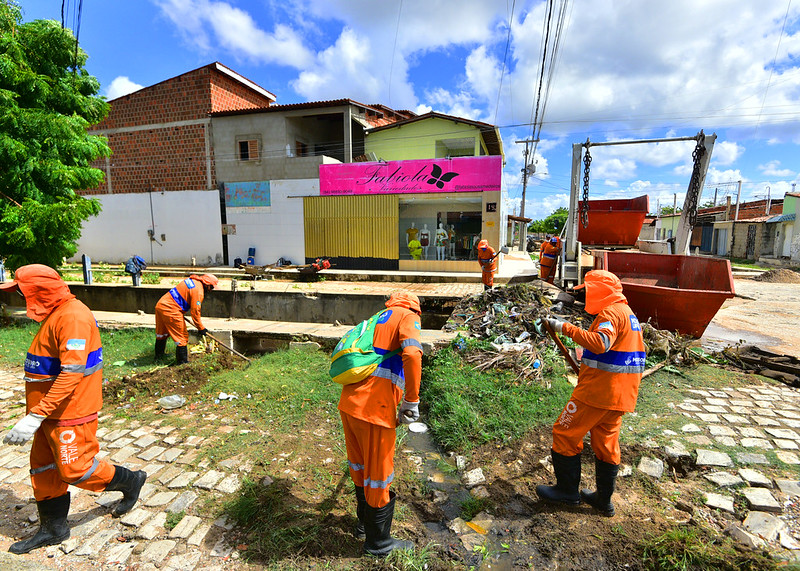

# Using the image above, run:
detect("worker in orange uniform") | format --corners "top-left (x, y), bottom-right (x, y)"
top-left (338, 292), bottom-right (423, 557)
top-left (0, 265), bottom-right (147, 554)
top-left (476, 239), bottom-right (498, 290)
top-left (154, 273), bottom-right (218, 364)
top-left (539, 236), bottom-right (561, 283)
top-left (536, 270), bottom-right (646, 517)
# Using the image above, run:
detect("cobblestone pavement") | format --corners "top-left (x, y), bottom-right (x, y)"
top-left (632, 381), bottom-right (800, 551)
top-left (0, 369), bottom-right (246, 570)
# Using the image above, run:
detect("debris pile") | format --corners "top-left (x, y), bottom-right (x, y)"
top-left (444, 284), bottom-right (592, 383)
top-left (445, 283), bottom-right (704, 382)
top-left (754, 268), bottom-right (800, 284)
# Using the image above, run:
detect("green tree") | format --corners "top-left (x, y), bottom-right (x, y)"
top-left (529, 207), bottom-right (568, 235)
top-left (0, 1), bottom-right (110, 270)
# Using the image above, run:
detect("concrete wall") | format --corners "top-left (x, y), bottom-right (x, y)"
top-left (69, 190), bottom-right (223, 265)
top-left (0, 285), bottom-right (452, 329)
top-left (225, 178), bottom-right (319, 266)
top-left (366, 117), bottom-right (484, 160)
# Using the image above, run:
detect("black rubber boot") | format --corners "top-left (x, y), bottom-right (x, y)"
top-left (354, 486), bottom-right (366, 540)
top-left (580, 458), bottom-right (619, 517)
top-left (154, 338), bottom-right (167, 361)
top-left (536, 450), bottom-right (581, 506)
top-left (9, 493), bottom-right (70, 554)
top-left (104, 465), bottom-right (147, 517)
top-left (363, 491), bottom-right (414, 557)
top-left (175, 344), bottom-right (189, 365)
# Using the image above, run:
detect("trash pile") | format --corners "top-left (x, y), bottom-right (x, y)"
top-left (444, 283), bottom-right (592, 384)
top-left (445, 283), bottom-right (702, 383)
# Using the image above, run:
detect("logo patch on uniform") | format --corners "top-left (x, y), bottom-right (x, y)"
top-left (629, 315), bottom-right (641, 331)
top-left (65, 339), bottom-right (86, 351)
top-left (597, 321), bottom-right (614, 332)
top-left (414, 321), bottom-right (421, 330)
top-left (377, 310), bottom-right (392, 324)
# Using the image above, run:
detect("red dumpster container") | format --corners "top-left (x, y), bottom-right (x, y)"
top-left (578, 195), bottom-right (649, 246)
top-left (593, 251), bottom-right (735, 338)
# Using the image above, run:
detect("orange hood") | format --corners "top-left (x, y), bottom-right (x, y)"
top-left (386, 291), bottom-right (421, 315)
top-left (477, 239), bottom-right (489, 250)
top-left (576, 270), bottom-right (627, 315)
top-left (0, 264), bottom-right (75, 322)
top-left (191, 273), bottom-right (219, 289)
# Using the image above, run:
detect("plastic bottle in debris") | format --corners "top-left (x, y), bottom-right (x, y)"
top-left (158, 395), bottom-right (186, 410)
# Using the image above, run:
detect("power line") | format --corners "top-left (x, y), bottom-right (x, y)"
top-left (754, 0), bottom-right (792, 138)
top-left (494, 0), bottom-right (516, 125)
top-left (387, 0), bottom-right (403, 108)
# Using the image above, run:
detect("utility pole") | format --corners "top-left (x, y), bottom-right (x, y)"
top-left (515, 138), bottom-right (537, 249)
top-left (734, 180), bottom-right (742, 221)
top-left (766, 186), bottom-right (771, 214)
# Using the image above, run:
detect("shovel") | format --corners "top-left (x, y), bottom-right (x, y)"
top-left (184, 317), bottom-right (251, 366)
top-left (536, 318), bottom-right (580, 374)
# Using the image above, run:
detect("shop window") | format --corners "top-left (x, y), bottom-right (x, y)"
top-left (237, 138), bottom-right (260, 162)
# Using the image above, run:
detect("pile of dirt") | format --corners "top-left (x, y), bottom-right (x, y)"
top-left (103, 350), bottom-right (240, 403)
top-left (754, 268), bottom-right (800, 283)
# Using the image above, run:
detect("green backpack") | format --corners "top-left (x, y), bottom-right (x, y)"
top-left (330, 309), bottom-right (401, 385)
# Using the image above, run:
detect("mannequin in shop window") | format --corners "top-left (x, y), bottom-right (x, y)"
top-left (448, 225), bottom-right (457, 259)
top-left (406, 223), bottom-right (420, 259)
top-left (419, 224), bottom-right (431, 260)
top-left (435, 223), bottom-right (448, 260)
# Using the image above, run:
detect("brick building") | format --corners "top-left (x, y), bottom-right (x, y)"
top-left (86, 62), bottom-right (276, 196)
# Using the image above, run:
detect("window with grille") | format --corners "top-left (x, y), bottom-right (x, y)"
top-left (237, 138), bottom-right (260, 162)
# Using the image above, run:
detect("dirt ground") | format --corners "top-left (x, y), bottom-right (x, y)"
top-left (704, 277), bottom-right (800, 358)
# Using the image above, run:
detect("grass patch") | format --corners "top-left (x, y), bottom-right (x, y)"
top-left (223, 477), bottom-right (326, 563)
top-left (460, 496), bottom-right (492, 521)
top-left (200, 347), bottom-right (341, 429)
top-left (421, 344), bottom-right (573, 452)
top-left (382, 542), bottom-right (439, 570)
top-left (165, 510), bottom-right (184, 531)
top-left (641, 526), bottom-right (777, 570)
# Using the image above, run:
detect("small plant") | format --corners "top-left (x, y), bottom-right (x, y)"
top-left (165, 510), bottom-right (184, 530)
top-left (385, 541), bottom-right (437, 570)
top-left (141, 272), bottom-right (161, 284)
top-left (460, 496), bottom-right (492, 521)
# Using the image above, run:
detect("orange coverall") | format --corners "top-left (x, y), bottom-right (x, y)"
top-left (539, 238), bottom-right (561, 283)
top-left (155, 277), bottom-right (207, 346)
top-left (477, 242), bottom-right (497, 288)
top-left (338, 294), bottom-right (423, 508)
top-left (19, 271), bottom-right (115, 500)
top-left (551, 273), bottom-right (646, 465)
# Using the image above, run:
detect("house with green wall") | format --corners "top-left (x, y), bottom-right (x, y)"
top-left (364, 111), bottom-right (504, 161)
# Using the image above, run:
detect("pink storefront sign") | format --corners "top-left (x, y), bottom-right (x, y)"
top-left (319, 155), bottom-right (502, 196)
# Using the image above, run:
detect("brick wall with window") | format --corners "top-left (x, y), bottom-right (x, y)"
top-left (85, 64), bottom-right (273, 194)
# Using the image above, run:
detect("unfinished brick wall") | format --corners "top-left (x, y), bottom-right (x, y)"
top-left (84, 64), bottom-right (273, 194)
top-left (85, 124), bottom-right (211, 195)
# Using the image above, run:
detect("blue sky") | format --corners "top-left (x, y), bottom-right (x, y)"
top-left (21, 0), bottom-right (800, 221)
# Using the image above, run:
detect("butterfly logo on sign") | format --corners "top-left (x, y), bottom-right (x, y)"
top-left (426, 164), bottom-right (459, 189)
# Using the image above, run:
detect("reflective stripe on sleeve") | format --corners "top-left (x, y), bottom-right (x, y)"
top-left (24, 376), bottom-right (58, 383)
top-left (400, 339), bottom-right (423, 352)
top-left (61, 363), bottom-right (86, 374)
top-left (372, 367), bottom-right (405, 391)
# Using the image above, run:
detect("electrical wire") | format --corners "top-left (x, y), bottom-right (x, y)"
top-left (387, 0), bottom-right (403, 108)
top-left (754, 0), bottom-right (792, 138)
top-left (494, 0), bottom-right (516, 125)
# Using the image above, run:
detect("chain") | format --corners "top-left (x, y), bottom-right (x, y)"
top-left (686, 133), bottom-right (706, 227)
top-left (581, 144), bottom-right (591, 228)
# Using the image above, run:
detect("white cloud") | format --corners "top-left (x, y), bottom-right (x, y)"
top-left (105, 76), bottom-right (144, 100)
top-left (153, 0), bottom-right (313, 68)
top-left (713, 141), bottom-right (744, 166)
top-left (759, 160), bottom-right (795, 177)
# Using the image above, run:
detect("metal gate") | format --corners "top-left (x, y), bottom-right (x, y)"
top-left (700, 225), bottom-right (713, 252)
top-left (745, 224), bottom-right (757, 259)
